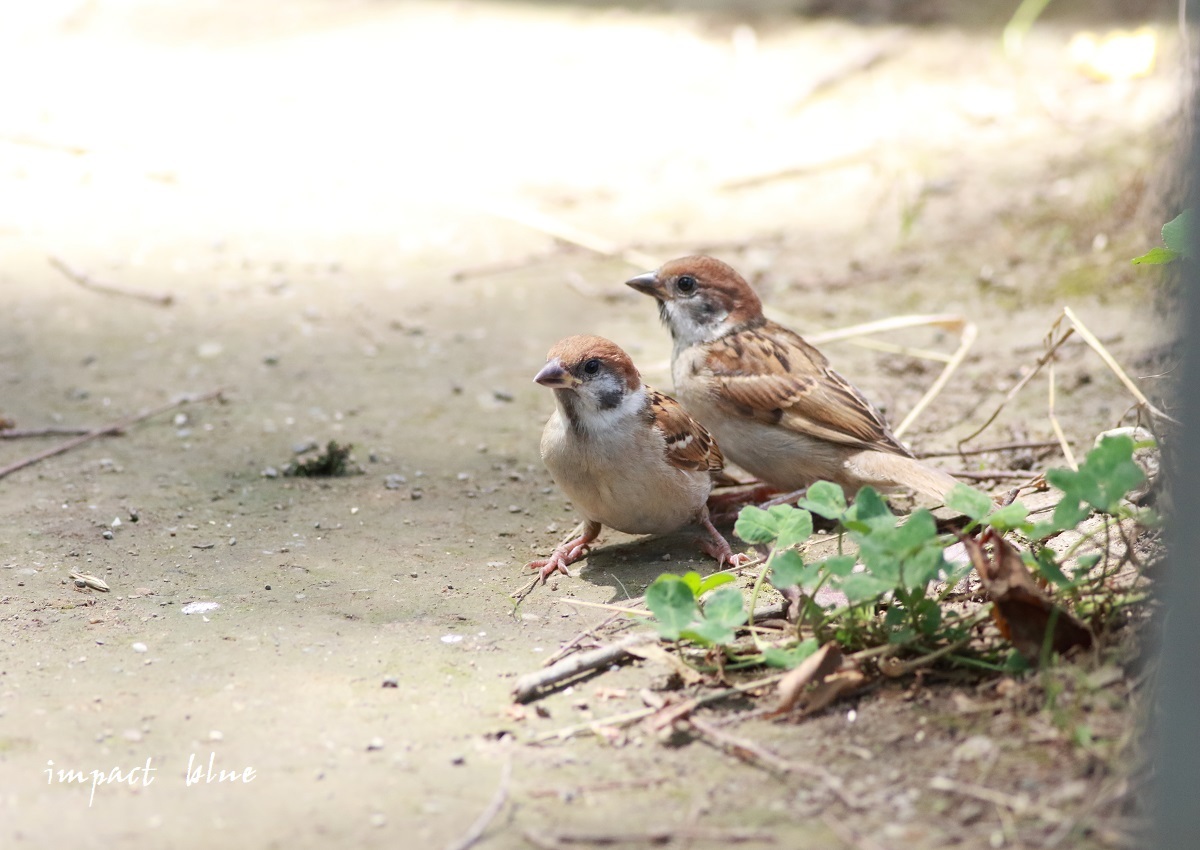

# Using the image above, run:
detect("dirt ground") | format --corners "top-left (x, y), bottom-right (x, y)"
top-left (0, 1), bottom-right (1183, 848)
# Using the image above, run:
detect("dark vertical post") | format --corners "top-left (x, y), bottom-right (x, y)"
top-left (1156, 7), bottom-right (1200, 845)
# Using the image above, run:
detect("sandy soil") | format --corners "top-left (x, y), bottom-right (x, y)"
top-left (0, 1), bottom-right (1181, 847)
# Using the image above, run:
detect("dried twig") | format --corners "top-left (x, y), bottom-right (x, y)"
top-left (523, 827), bottom-right (776, 847)
top-left (476, 201), bottom-right (658, 271)
top-left (0, 426), bottom-right (101, 439)
top-left (513, 633), bottom-right (655, 704)
top-left (960, 324), bottom-right (1075, 446)
top-left (0, 390), bottom-right (224, 482)
top-left (685, 715), bottom-right (861, 808)
top-left (48, 255), bottom-right (175, 307)
top-left (444, 756), bottom-right (513, 850)
top-left (530, 672), bottom-right (786, 744)
top-left (1047, 360), bottom-right (1079, 470)
top-left (928, 775), bottom-right (1066, 824)
top-left (1062, 306), bottom-right (1178, 425)
top-left (917, 440), bottom-right (1061, 459)
top-left (806, 313), bottom-right (976, 438)
top-left (950, 470), bottom-right (1044, 482)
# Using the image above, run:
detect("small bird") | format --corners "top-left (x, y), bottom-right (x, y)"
top-left (528, 334), bottom-right (744, 582)
top-left (626, 256), bottom-right (959, 502)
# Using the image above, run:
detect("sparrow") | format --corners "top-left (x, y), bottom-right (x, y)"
top-left (528, 334), bottom-right (745, 582)
top-left (626, 256), bottom-right (959, 502)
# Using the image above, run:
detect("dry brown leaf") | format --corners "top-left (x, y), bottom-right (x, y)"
top-left (962, 528), bottom-right (1092, 661)
top-left (799, 670), bottom-right (867, 716)
top-left (770, 642), bottom-right (845, 716)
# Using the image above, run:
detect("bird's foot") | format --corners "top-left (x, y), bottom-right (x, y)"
top-left (698, 516), bottom-right (750, 568)
top-left (525, 522), bottom-right (601, 584)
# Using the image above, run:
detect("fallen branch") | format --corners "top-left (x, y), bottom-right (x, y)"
top-left (513, 633), bottom-right (655, 704)
top-left (0, 390), bottom-right (224, 482)
top-left (49, 255), bottom-right (175, 307)
top-left (444, 756), bottom-right (513, 850)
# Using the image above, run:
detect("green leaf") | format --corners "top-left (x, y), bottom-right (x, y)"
top-left (773, 506), bottom-right (814, 550)
top-left (945, 483), bottom-right (994, 521)
top-left (797, 481), bottom-right (847, 520)
top-left (680, 571), bottom-right (703, 596)
top-left (818, 554), bottom-right (858, 577)
top-left (894, 509), bottom-right (939, 550)
top-left (1131, 246), bottom-right (1179, 265)
top-left (695, 572), bottom-right (736, 597)
top-left (769, 549), bottom-right (808, 590)
top-left (644, 575), bottom-right (698, 640)
top-left (1077, 553), bottom-right (1102, 570)
top-left (914, 598), bottom-right (942, 635)
top-left (734, 505), bottom-right (780, 544)
top-left (701, 586), bottom-right (749, 629)
top-left (1048, 435), bottom-right (1145, 518)
top-left (984, 502), bottom-right (1030, 532)
top-left (684, 621), bottom-right (736, 646)
top-left (1030, 547), bottom-right (1073, 588)
top-left (763, 639), bottom-right (819, 669)
top-left (844, 487), bottom-right (893, 531)
top-left (1162, 210), bottom-right (1194, 257)
top-left (839, 572), bottom-right (894, 605)
top-left (1027, 520), bottom-right (1063, 541)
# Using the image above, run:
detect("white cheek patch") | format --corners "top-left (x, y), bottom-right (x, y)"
top-left (665, 300), bottom-right (728, 347)
top-left (574, 385), bottom-right (646, 438)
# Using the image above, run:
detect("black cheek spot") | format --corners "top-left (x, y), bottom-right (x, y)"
top-left (768, 408), bottom-right (784, 423)
top-left (596, 387), bottom-right (624, 410)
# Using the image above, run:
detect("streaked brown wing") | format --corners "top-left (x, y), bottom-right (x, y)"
top-left (703, 323), bottom-right (910, 455)
top-left (646, 388), bottom-right (725, 472)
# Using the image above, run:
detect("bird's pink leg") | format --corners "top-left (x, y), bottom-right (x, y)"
top-left (526, 520), bottom-right (602, 583)
top-left (697, 512), bottom-right (751, 568)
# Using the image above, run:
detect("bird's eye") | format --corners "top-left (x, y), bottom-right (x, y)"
top-left (676, 275), bottom-right (697, 294)
top-left (583, 359), bottom-right (601, 375)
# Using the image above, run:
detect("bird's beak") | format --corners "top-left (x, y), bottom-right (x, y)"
top-left (534, 359), bottom-right (580, 389)
top-left (625, 271), bottom-right (667, 300)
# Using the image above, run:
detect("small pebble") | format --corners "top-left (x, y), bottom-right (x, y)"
top-left (450, 754), bottom-right (466, 766)
top-left (132, 642), bottom-right (148, 653)
top-left (102, 530), bottom-right (114, 540)
top-left (370, 813), bottom-right (387, 828)
top-left (209, 730), bottom-right (224, 742)
top-left (384, 474), bottom-right (406, 490)
top-left (265, 584), bottom-right (272, 591)
top-left (507, 505), bottom-right (521, 513)
top-left (367, 737), bottom-right (385, 751)
top-left (381, 677), bottom-right (399, 688)
top-left (294, 593), bottom-right (306, 602)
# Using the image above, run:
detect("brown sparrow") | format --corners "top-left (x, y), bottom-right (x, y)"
top-left (626, 256), bottom-right (959, 502)
top-left (528, 334), bottom-right (744, 582)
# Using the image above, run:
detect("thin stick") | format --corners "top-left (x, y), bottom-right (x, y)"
top-left (917, 440), bottom-right (1061, 459)
top-left (1063, 306), bottom-right (1179, 425)
top-left (928, 775), bottom-right (1066, 824)
top-left (959, 324), bottom-right (1075, 446)
top-left (949, 470), bottom-right (1044, 482)
top-left (524, 827), bottom-right (776, 847)
top-left (513, 633), bottom-right (655, 704)
top-left (803, 313), bottom-right (976, 438)
top-left (1047, 361), bottom-right (1079, 470)
top-left (530, 672), bottom-right (786, 744)
top-left (895, 318), bottom-right (977, 437)
top-left (0, 426), bottom-right (101, 439)
top-left (685, 715), bottom-right (862, 808)
top-left (0, 390), bottom-right (223, 482)
top-left (48, 255), bottom-right (174, 307)
top-left (444, 757), bottom-right (513, 850)
top-left (476, 201), bottom-right (659, 270)
top-left (557, 599), bottom-right (651, 617)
